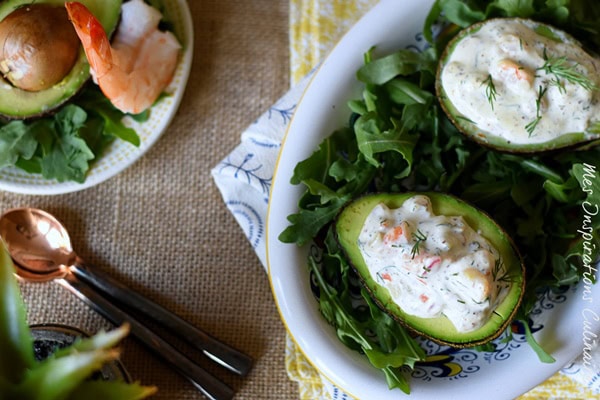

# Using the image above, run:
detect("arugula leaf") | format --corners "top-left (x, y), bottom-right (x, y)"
top-left (78, 89), bottom-right (140, 146)
top-left (437, 0), bottom-right (486, 27)
top-left (38, 105), bottom-right (95, 183)
top-left (0, 122), bottom-right (38, 168)
top-left (384, 78), bottom-right (434, 106)
top-left (380, 367), bottom-right (411, 393)
top-left (423, 0), bottom-right (443, 45)
top-left (573, 163), bottom-right (600, 201)
top-left (357, 48), bottom-right (436, 85)
top-left (279, 196), bottom-right (349, 246)
top-left (461, 181), bottom-right (513, 206)
top-left (517, 317), bottom-right (556, 363)
top-left (550, 253), bottom-right (580, 286)
top-left (487, 0), bottom-right (535, 17)
top-left (362, 289), bottom-right (426, 369)
top-left (280, 126), bottom-right (377, 245)
top-left (354, 113), bottom-right (417, 170)
top-left (291, 127), bottom-right (357, 186)
top-left (307, 231), bottom-right (424, 394)
top-left (543, 171), bottom-right (581, 203)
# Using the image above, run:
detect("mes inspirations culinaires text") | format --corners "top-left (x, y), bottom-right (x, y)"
top-left (577, 162), bottom-right (599, 373)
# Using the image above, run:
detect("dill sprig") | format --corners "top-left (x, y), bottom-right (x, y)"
top-left (410, 229), bottom-right (427, 259)
top-left (525, 85), bottom-right (547, 136)
top-left (482, 74), bottom-right (497, 110)
top-left (492, 258), bottom-right (512, 283)
top-left (548, 76), bottom-right (566, 94)
top-left (537, 50), bottom-right (598, 92)
top-left (525, 118), bottom-right (541, 137)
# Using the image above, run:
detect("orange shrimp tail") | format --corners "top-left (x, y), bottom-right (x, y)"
top-left (65, 2), bottom-right (112, 76)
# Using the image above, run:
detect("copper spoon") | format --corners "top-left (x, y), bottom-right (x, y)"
top-left (0, 207), bottom-right (253, 400)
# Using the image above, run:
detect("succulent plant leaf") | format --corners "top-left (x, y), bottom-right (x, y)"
top-left (67, 380), bottom-right (158, 400)
top-left (0, 376), bottom-right (18, 398)
top-left (0, 240), bottom-right (35, 384)
top-left (17, 349), bottom-right (120, 400)
top-left (52, 324), bottom-right (130, 358)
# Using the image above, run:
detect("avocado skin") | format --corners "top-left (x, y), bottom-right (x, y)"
top-left (436, 18), bottom-right (600, 154)
top-left (0, 0), bottom-right (123, 119)
top-left (334, 192), bottom-right (525, 348)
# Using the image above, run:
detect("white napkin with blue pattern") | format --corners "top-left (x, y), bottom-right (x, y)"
top-left (211, 73), bottom-right (311, 267)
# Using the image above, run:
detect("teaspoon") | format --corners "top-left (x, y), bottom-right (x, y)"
top-left (0, 207), bottom-right (254, 399)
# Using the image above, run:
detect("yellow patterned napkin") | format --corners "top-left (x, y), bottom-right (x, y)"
top-left (286, 1), bottom-right (599, 399)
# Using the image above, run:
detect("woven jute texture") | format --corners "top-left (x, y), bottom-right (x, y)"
top-left (0, 1), bottom-right (298, 399)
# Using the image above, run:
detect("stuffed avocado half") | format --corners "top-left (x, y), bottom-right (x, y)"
top-left (436, 18), bottom-right (600, 153)
top-left (334, 192), bottom-right (525, 347)
top-left (0, 0), bottom-right (122, 119)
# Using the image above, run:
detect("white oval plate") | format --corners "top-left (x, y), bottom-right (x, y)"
top-left (267, 0), bottom-right (600, 399)
top-left (0, 0), bottom-right (193, 195)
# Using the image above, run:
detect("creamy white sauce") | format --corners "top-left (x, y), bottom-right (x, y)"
top-left (440, 18), bottom-right (600, 144)
top-left (357, 195), bottom-right (510, 332)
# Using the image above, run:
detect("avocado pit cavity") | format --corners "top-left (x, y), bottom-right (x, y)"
top-left (0, 4), bottom-right (80, 91)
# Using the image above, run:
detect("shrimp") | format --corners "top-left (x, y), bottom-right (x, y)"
top-left (383, 225), bottom-right (404, 245)
top-left (65, 0), bottom-right (181, 114)
top-left (497, 59), bottom-right (534, 85)
top-left (382, 221), bottom-right (411, 245)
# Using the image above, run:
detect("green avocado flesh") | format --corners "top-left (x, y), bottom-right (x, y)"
top-left (334, 192), bottom-right (525, 347)
top-left (436, 18), bottom-right (600, 153)
top-left (0, 0), bottom-right (122, 119)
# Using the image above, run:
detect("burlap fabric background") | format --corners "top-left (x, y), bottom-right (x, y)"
top-left (1, 1), bottom-right (298, 399)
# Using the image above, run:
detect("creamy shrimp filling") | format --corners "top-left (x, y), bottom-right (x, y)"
top-left (440, 18), bottom-right (600, 144)
top-left (357, 195), bottom-right (511, 332)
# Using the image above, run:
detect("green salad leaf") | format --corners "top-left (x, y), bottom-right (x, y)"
top-left (307, 230), bottom-right (425, 394)
top-left (0, 85), bottom-right (140, 183)
top-left (279, 126), bottom-right (377, 246)
top-left (38, 105), bottom-right (94, 183)
top-left (0, 122), bottom-right (38, 169)
top-left (280, 0), bottom-right (600, 392)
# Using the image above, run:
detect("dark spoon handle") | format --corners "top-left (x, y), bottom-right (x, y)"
top-left (71, 261), bottom-right (253, 376)
top-left (58, 274), bottom-right (234, 400)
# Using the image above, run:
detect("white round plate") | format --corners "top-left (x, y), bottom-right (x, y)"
top-left (267, 0), bottom-right (600, 399)
top-left (0, 0), bottom-right (193, 195)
